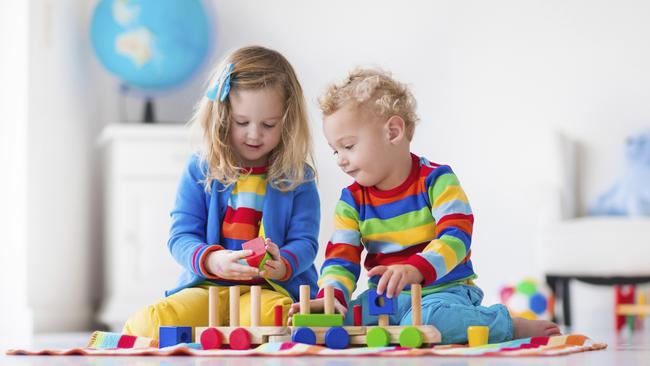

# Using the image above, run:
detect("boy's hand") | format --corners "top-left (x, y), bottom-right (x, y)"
top-left (205, 249), bottom-right (259, 280)
top-left (259, 239), bottom-right (288, 280)
top-left (368, 264), bottom-right (423, 298)
top-left (286, 298), bottom-right (348, 325)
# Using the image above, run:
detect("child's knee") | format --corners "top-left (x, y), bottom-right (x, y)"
top-left (123, 303), bottom-right (163, 339)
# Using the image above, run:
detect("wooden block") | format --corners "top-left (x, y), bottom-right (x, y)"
top-left (292, 313), bottom-right (344, 327)
top-left (617, 304), bottom-right (650, 316)
top-left (208, 286), bottom-right (220, 327)
top-left (268, 334), bottom-right (292, 343)
top-left (368, 290), bottom-right (396, 315)
top-left (378, 314), bottom-right (389, 327)
top-left (292, 327), bottom-right (316, 345)
top-left (274, 304), bottom-right (284, 326)
top-left (195, 326), bottom-right (289, 345)
top-left (200, 327), bottom-right (223, 350)
top-left (349, 325), bottom-right (441, 345)
top-left (250, 285), bottom-right (261, 327)
top-left (324, 327), bottom-right (350, 349)
top-left (230, 286), bottom-right (240, 327)
top-left (324, 286), bottom-right (334, 314)
top-left (159, 326), bottom-right (192, 348)
top-left (398, 326), bottom-right (423, 348)
top-left (288, 326), bottom-right (365, 344)
top-left (300, 285), bottom-right (310, 314)
top-left (242, 237), bottom-right (266, 256)
top-left (229, 327), bottom-right (252, 350)
top-left (353, 305), bottom-right (362, 326)
top-left (366, 327), bottom-right (390, 347)
top-left (411, 284), bottom-right (422, 326)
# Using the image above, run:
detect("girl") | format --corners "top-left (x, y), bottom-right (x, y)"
top-left (123, 46), bottom-right (320, 339)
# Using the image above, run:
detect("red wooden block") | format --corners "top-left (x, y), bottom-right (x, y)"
top-left (274, 304), bottom-right (284, 326)
top-left (229, 327), bottom-right (252, 350)
top-left (353, 305), bottom-right (362, 326)
top-left (242, 237), bottom-right (266, 256)
top-left (200, 327), bottom-right (223, 350)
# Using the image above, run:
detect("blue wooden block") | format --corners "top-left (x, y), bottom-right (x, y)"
top-left (368, 290), bottom-right (396, 316)
top-left (159, 326), bottom-right (192, 348)
top-left (324, 326), bottom-right (349, 349)
top-left (291, 327), bottom-right (316, 345)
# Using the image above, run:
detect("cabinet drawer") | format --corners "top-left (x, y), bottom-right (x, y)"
top-left (111, 140), bottom-right (193, 177)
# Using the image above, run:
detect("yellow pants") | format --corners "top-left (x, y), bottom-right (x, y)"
top-left (122, 285), bottom-right (293, 340)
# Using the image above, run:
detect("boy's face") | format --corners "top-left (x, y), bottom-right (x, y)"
top-left (323, 103), bottom-right (394, 188)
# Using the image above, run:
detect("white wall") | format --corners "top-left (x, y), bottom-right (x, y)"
top-left (26, 0), bottom-right (103, 332)
top-left (28, 0), bottom-right (650, 333)
top-left (118, 0), bottom-right (650, 330)
top-left (0, 1), bottom-right (33, 348)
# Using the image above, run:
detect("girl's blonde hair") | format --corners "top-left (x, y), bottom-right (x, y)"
top-left (190, 46), bottom-right (315, 192)
top-left (318, 67), bottom-right (419, 140)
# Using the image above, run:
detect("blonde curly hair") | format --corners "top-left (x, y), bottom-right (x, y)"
top-left (318, 68), bottom-right (419, 140)
top-left (190, 46), bottom-right (315, 192)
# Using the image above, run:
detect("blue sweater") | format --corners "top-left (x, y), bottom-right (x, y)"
top-left (165, 155), bottom-right (320, 300)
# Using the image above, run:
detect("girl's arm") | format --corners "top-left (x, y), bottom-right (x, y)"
top-left (167, 155), bottom-right (223, 278)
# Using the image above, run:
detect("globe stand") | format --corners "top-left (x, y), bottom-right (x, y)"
top-left (143, 98), bottom-right (155, 123)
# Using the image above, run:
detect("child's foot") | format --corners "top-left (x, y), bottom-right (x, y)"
top-left (512, 317), bottom-right (561, 339)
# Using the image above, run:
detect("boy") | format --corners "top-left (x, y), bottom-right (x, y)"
top-left (289, 68), bottom-right (560, 344)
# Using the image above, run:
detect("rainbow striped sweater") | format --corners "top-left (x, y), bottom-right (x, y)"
top-left (317, 153), bottom-right (476, 307)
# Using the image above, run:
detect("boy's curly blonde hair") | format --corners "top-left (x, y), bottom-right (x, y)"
top-left (318, 68), bottom-right (419, 140)
top-left (190, 46), bottom-right (315, 192)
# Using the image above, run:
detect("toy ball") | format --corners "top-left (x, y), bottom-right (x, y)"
top-left (500, 278), bottom-right (554, 321)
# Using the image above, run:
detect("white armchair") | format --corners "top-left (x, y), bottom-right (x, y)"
top-left (538, 131), bottom-right (650, 327)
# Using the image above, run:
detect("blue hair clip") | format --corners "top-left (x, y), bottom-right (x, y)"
top-left (205, 63), bottom-right (234, 102)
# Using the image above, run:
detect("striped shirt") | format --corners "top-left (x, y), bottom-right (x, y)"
top-left (317, 154), bottom-right (476, 307)
top-left (219, 166), bottom-right (267, 284)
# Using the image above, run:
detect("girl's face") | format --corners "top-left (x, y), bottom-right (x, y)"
top-left (229, 87), bottom-right (284, 167)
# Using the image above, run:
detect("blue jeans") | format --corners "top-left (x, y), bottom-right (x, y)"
top-left (344, 285), bottom-right (513, 344)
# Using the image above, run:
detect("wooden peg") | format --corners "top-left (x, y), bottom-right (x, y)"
top-left (230, 286), bottom-right (240, 327)
top-left (250, 285), bottom-right (261, 327)
top-left (411, 284), bottom-right (422, 326)
top-left (209, 286), bottom-right (220, 327)
top-left (378, 314), bottom-right (389, 327)
top-left (324, 286), bottom-right (334, 315)
top-left (300, 285), bottom-right (311, 314)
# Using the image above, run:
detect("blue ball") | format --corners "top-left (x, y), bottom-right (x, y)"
top-left (90, 0), bottom-right (210, 91)
top-left (529, 293), bottom-right (548, 314)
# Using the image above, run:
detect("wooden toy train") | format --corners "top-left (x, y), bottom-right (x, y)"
top-left (160, 283), bottom-right (441, 350)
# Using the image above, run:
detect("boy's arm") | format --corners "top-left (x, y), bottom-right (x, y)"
top-left (167, 155), bottom-right (224, 279)
top-left (275, 179), bottom-right (320, 282)
top-left (405, 165), bottom-right (474, 285)
top-left (315, 188), bottom-right (363, 308)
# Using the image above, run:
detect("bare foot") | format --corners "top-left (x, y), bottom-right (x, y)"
top-left (512, 317), bottom-right (561, 339)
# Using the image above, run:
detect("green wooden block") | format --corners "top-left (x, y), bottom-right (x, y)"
top-left (398, 326), bottom-right (423, 348)
top-left (366, 327), bottom-right (390, 347)
top-left (292, 313), bottom-right (344, 327)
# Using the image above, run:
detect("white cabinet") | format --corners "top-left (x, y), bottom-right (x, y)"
top-left (98, 124), bottom-right (193, 331)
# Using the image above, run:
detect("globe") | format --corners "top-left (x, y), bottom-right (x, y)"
top-left (500, 278), bottom-right (555, 321)
top-left (90, 0), bottom-right (211, 91)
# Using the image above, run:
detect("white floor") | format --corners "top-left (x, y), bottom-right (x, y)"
top-left (2, 328), bottom-right (649, 366)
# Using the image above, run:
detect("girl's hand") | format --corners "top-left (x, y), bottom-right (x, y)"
top-left (205, 249), bottom-right (259, 280)
top-left (368, 264), bottom-right (423, 298)
top-left (286, 298), bottom-right (347, 325)
top-left (259, 239), bottom-right (287, 280)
